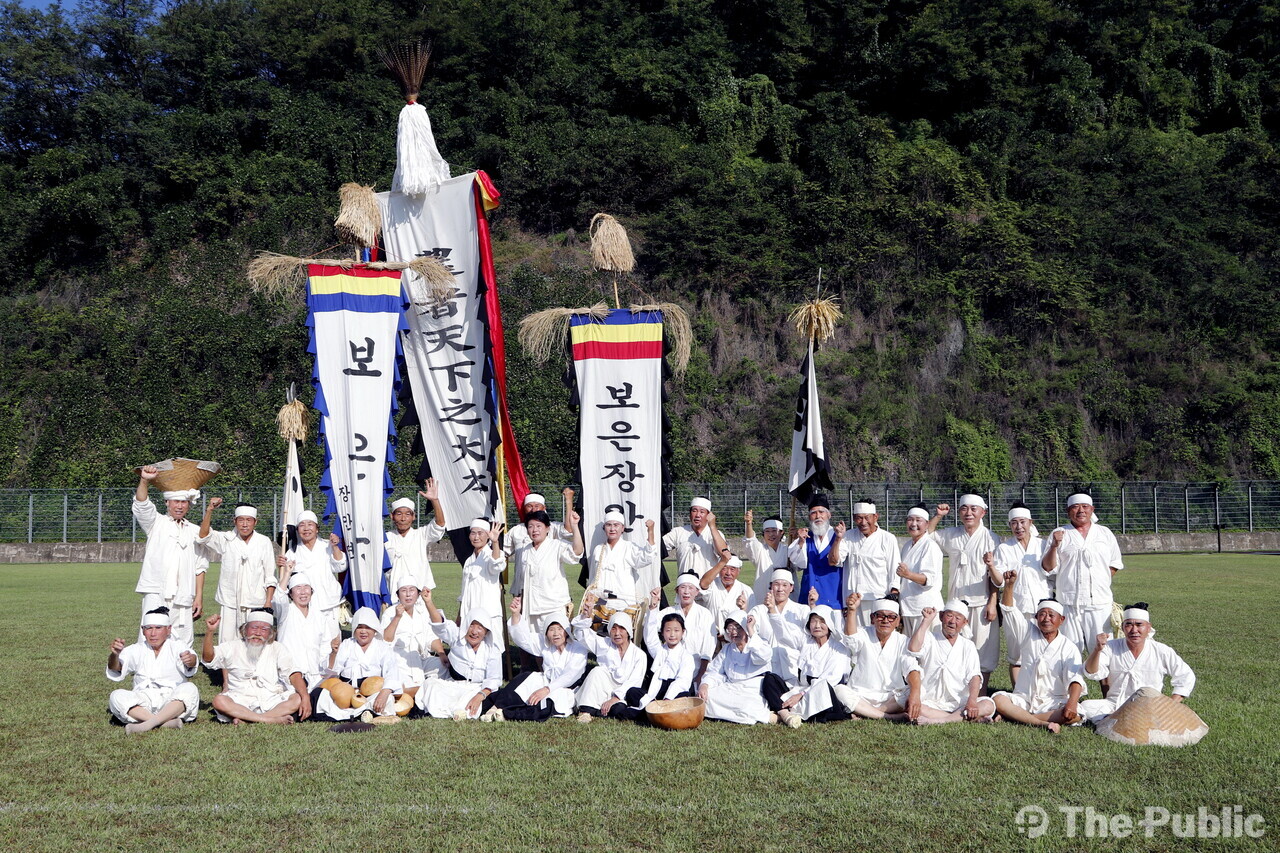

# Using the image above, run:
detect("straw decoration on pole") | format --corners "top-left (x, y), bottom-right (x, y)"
top-left (788, 296), bottom-right (842, 344)
top-left (589, 213), bottom-right (635, 309)
top-left (517, 304), bottom-right (610, 364)
top-left (629, 302), bottom-right (692, 376)
top-left (376, 40), bottom-right (432, 104)
top-left (277, 397), bottom-right (308, 442)
top-left (247, 252), bottom-right (454, 303)
top-left (334, 182), bottom-right (381, 249)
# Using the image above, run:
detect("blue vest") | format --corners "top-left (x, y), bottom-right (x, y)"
top-left (803, 535), bottom-right (843, 609)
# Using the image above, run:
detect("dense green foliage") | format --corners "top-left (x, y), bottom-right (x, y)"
top-left (1, 0), bottom-right (1277, 487)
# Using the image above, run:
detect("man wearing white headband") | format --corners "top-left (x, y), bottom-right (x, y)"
top-left (275, 572), bottom-right (341, 692)
top-left (662, 496), bottom-right (729, 585)
top-left (504, 489), bottom-right (574, 598)
top-left (903, 603), bottom-right (995, 725)
top-left (697, 551), bottom-right (753, 640)
top-left (992, 572), bottom-right (1086, 734)
top-left (896, 504), bottom-right (945, 635)
top-left (202, 609), bottom-right (309, 724)
top-left (587, 513), bottom-right (657, 608)
top-left (1079, 603), bottom-right (1196, 726)
top-left (198, 497), bottom-right (278, 643)
top-left (1042, 492), bottom-right (1124, 656)
top-left (788, 493), bottom-right (842, 609)
top-left (132, 465), bottom-right (210, 648)
top-left (106, 608), bottom-right (200, 733)
top-left (745, 567), bottom-right (811, 682)
top-left (832, 595), bottom-right (912, 721)
top-left (985, 502), bottom-right (1052, 685)
top-left (927, 494), bottom-right (1001, 689)
top-left (277, 509), bottom-right (346, 635)
top-left (829, 500), bottom-right (901, 628)
top-left (699, 610), bottom-right (774, 725)
top-left (743, 511), bottom-right (797, 605)
top-left (458, 519), bottom-right (507, 650)
top-left (645, 571), bottom-right (717, 685)
top-left (384, 478), bottom-right (446, 600)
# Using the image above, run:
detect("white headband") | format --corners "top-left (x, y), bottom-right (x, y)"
top-left (287, 572), bottom-right (312, 590)
top-left (391, 498), bottom-right (416, 513)
top-left (244, 610), bottom-right (275, 627)
top-left (162, 489), bottom-right (200, 503)
top-left (725, 556), bottom-right (742, 569)
top-left (690, 497), bottom-right (712, 511)
top-left (676, 572), bottom-right (701, 588)
top-left (959, 494), bottom-right (987, 509)
top-left (603, 511), bottom-right (626, 525)
top-left (852, 502), bottom-right (876, 515)
top-left (762, 519), bottom-right (783, 531)
top-left (523, 493), bottom-right (546, 507)
top-left (470, 518), bottom-right (490, 532)
top-left (234, 505), bottom-right (257, 519)
top-left (906, 507), bottom-right (930, 520)
top-left (606, 612), bottom-right (632, 636)
top-left (1067, 493), bottom-right (1093, 508)
top-left (872, 598), bottom-right (900, 615)
top-left (1122, 607), bottom-right (1151, 623)
top-left (1036, 599), bottom-right (1065, 617)
top-left (770, 568), bottom-right (794, 585)
top-left (942, 599), bottom-right (970, 616)
top-left (351, 607), bottom-right (380, 630)
top-left (1008, 507), bottom-right (1032, 521)
top-left (297, 510), bottom-right (318, 525)
top-left (141, 612), bottom-right (171, 627)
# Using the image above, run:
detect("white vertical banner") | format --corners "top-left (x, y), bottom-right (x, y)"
top-left (280, 438), bottom-right (304, 552)
top-left (307, 264), bottom-right (405, 611)
top-left (571, 309), bottom-right (665, 595)
top-left (788, 337), bottom-right (832, 501)
top-left (377, 174), bottom-right (500, 528)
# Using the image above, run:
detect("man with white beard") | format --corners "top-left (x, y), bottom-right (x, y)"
top-left (830, 500), bottom-right (900, 627)
top-left (106, 608), bottom-right (200, 733)
top-left (202, 609), bottom-right (309, 724)
top-left (789, 493), bottom-right (841, 608)
top-left (276, 510), bottom-right (346, 634)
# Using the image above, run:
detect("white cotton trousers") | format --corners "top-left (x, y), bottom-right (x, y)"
top-left (109, 683), bottom-right (200, 724)
top-left (1062, 604), bottom-right (1113, 653)
top-left (417, 679), bottom-right (485, 719)
top-left (703, 678), bottom-right (772, 725)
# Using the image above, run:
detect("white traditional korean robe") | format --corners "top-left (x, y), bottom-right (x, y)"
top-left (833, 626), bottom-right (912, 710)
top-left (838, 526), bottom-right (901, 625)
top-left (572, 616), bottom-right (647, 710)
top-left (1051, 523), bottom-right (1124, 652)
top-left (205, 640), bottom-right (298, 720)
top-left (517, 537), bottom-right (581, 633)
top-left (276, 601), bottom-right (339, 689)
top-left (742, 534), bottom-right (798, 604)
top-left (782, 637), bottom-right (852, 720)
top-left (994, 602), bottom-right (1087, 714)
top-left (701, 635), bottom-right (774, 725)
top-left (200, 529), bottom-right (278, 643)
top-left (645, 602), bottom-right (716, 664)
top-left (458, 548), bottom-right (506, 650)
top-left (508, 617), bottom-right (589, 715)
top-left (283, 538), bottom-right (345, 632)
top-left (379, 606), bottom-right (444, 689)
top-left (904, 628), bottom-right (982, 713)
top-left (1079, 637), bottom-right (1195, 721)
top-left (132, 500), bottom-right (209, 648)
top-left (897, 535), bottom-right (945, 632)
top-left (385, 521), bottom-right (445, 594)
top-left (416, 617), bottom-right (503, 719)
top-left (106, 639), bottom-right (200, 724)
top-left (588, 538), bottom-right (655, 606)
top-left (316, 635), bottom-right (404, 720)
top-left (931, 523), bottom-right (1001, 671)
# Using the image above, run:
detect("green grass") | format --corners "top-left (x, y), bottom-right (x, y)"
top-left (1, 555), bottom-right (1276, 851)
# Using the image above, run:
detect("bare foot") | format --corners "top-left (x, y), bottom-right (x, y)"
top-left (263, 714), bottom-right (294, 724)
top-left (1046, 722), bottom-right (1061, 734)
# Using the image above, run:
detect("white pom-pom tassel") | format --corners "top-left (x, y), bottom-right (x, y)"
top-left (393, 102), bottom-right (450, 195)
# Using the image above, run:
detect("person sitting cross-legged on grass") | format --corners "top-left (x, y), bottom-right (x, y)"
top-left (990, 571), bottom-right (1086, 734)
top-left (607, 611), bottom-right (698, 723)
top-left (201, 609), bottom-right (308, 724)
top-left (106, 607), bottom-right (200, 733)
top-left (313, 606), bottom-right (404, 722)
top-left (1078, 602), bottom-right (1196, 726)
top-left (761, 602), bottom-right (852, 728)
top-left (831, 593), bottom-right (913, 721)
top-left (902, 603), bottom-right (996, 725)
top-left (698, 610), bottom-right (775, 725)
top-left (572, 595), bottom-right (646, 723)
top-left (416, 591), bottom-right (502, 720)
top-left (478, 595), bottom-right (588, 722)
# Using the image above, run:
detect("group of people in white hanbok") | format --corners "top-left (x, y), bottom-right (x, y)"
top-left (109, 472), bottom-right (1197, 737)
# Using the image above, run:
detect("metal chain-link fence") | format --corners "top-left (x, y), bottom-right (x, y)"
top-left (4, 482), bottom-right (1280, 542)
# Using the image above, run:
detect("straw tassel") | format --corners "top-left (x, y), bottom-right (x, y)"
top-left (334, 183), bottom-right (381, 248)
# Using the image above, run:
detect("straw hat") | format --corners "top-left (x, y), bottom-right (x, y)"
top-left (1095, 687), bottom-right (1208, 747)
top-left (136, 458), bottom-right (221, 492)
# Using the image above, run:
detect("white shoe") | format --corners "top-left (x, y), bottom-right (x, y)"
top-left (785, 713), bottom-right (803, 729)
top-left (479, 708), bottom-right (505, 722)
top-left (451, 709), bottom-right (470, 721)
top-left (577, 712), bottom-right (593, 724)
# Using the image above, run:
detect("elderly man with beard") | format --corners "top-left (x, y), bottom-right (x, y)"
top-left (985, 502), bottom-right (1052, 685)
top-left (662, 497), bottom-right (730, 583)
top-left (514, 509), bottom-right (585, 636)
top-left (106, 608), bottom-right (200, 733)
top-left (698, 551), bottom-right (754, 640)
top-left (384, 478), bottom-right (446, 599)
top-left (199, 498), bottom-right (277, 644)
top-left (1079, 603), bottom-right (1196, 725)
top-left (927, 495), bottom-right (1001, 690)
top-left (275, 572), bottom-right (341, 694)
top-left (743, 511), bottom-right (796, 604)
top-left (830, 499), bottom-right (900, 627)
top-left (202, 609), bottom-right (308, 724)
top-left (645, 571), bottom-right (716, 685)
top-left (903, 603), bottom-right (995, 725)
top-left (276, 510), bottom-right (346, 634)
top-left (832, 595), bottom-right (913, 721)
top-left (132, 466), bottom-right (209, 648)
top-left (1041, 492), bottom-right (1125, 655)
top-left (992, 571), bottom-right (1086, 734)
top-left (789, 493), bottom-right (841, 609)
top-left (588, 514), bottom-right (657, 609)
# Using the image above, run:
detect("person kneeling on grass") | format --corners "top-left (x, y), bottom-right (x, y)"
top-left (1078, 602), bottom-right (1196, 726)
top-left (762, 603), bottom-right (852, 728)
top-left (479, 595), bottom-right (588, 722)
top-left (698, 610), bottom-right (775, 725)
top-left (902, 603), bottom-right (995, 725)
top-left (416, 591), bottom-right (502, 720)
top-left (106, 608), bottom-right (200, 733)
top-left (201, 609), bottom-right (309, 724)
top-left (831, 594), bottom-right (913, 721)
top-left (990, 571), bottom-right (1086, 734)
top-left (572, 594), bottom-right (646, 723)
top-left (313, 607), bottom-right (404, 722)
top-left (608, 612), bottom-right (698, 723)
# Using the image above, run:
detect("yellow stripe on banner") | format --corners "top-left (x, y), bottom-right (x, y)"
top-left (309, 272), bottom-right (403, 297)
top-left (569, 322), bottom-right (663, 345)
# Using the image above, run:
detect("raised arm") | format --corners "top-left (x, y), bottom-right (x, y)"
top-left (136, 465), bottom-right (157, 502)
top-left (908, 607), bottom-right (936, 654)
top-left (198, 496), bottom-right (224, 540)
top-left (419, 477), bottom-right (445, 528)
top-left (1042, 529), bottom-right (1063, 571)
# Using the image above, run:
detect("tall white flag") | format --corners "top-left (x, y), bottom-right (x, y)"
top-left (788, 338), bottom-right (833, 501)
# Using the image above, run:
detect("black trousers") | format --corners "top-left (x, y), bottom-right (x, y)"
top-left (606, 680), bottom-right (695, 723)
top-left (760, 673), bottom-right (851, 723)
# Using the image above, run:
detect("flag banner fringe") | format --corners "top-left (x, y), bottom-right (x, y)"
top-left (276, 398), bottom-right (309, 442)
top-left (789, 297), bottom-right (843, 343)
top-left (589, 213), bottom-right (635, 273)
top-left (518, 304), bottom-right (610, 364)
top-left (335, 182), bottom-right (381, 248)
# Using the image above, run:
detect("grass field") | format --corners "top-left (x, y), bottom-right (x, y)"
top-left (1, 554), bottom-right (1276, 851)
